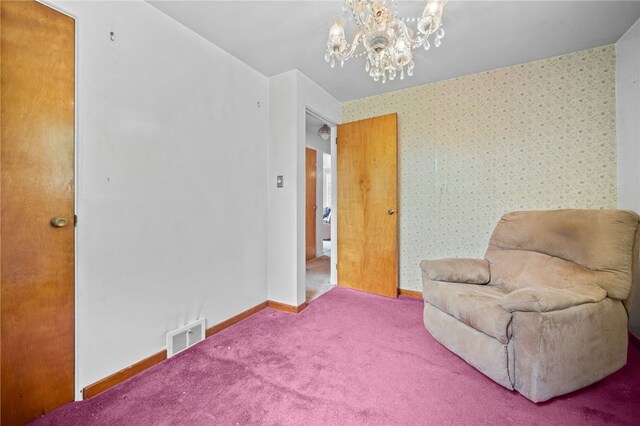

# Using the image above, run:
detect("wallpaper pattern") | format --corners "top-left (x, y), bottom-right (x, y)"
top-left (342, 46), bottom-right (617, 291)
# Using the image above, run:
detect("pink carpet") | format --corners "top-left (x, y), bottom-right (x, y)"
top-left (33, 288), bottom-right (640, 425)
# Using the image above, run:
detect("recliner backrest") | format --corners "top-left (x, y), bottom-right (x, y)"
top-left (484, 209), bottom-right (640, 303)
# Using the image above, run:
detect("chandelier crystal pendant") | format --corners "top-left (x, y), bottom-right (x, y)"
top-left (325, 0), bottom-right (447, 83)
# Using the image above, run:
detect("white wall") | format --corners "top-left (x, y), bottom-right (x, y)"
top-left (305, 129), bottom-right (331, 257)
top-left (616, 18), bottom-right (640, 336)
top-left (268, 70), bottom-right (340, 307)
top-left (267, 71), bottom-right (299, 305)
top-left (53, 0), bottom-right (269, 399)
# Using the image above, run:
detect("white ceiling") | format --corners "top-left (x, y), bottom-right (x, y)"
top-left (148, 1), bottom-right (640, 102)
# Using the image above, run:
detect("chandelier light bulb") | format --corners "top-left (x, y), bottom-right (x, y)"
top-left (426, 2), bottom-right (442, 16)
top-left (329, 21), bottom-right (345, 41)
top-left (325, 0), bottom-right (447, 82)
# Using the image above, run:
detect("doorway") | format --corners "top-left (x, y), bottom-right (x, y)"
top-left (305, 112), bottom-right (334, 302)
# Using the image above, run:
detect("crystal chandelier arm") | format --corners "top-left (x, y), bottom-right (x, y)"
top-left (352, 13), bottom-right (367, 30)
top-left (338, 30), bottom-right (365, 61)
top-left (396, 20), bottom-right (428, 47)
top-left (347, 0), bottom-right (368, 30)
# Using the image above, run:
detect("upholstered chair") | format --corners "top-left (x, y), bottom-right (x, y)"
top-left (420, 209), bottom-right (640, 402)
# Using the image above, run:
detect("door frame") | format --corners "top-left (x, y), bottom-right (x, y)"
top-left (304, 108), bottom-right (337, 287)
top-left (38, 0), bottom-right (81, 401)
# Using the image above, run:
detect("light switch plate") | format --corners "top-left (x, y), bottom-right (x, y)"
top-left (277, 175), bottom-right (284, 188)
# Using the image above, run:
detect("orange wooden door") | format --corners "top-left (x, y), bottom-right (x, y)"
top-left (1, 1), bottom-right (76, 424)
top-left (306, 148), bottom-right (317, 260)
top-left (337, 114), bottom-right (398, 298)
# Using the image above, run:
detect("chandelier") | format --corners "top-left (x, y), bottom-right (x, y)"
top-left (325, 0), bottom-right (447, 83)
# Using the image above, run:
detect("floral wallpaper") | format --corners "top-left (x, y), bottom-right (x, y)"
top-left (342, 46), bottom-right (617, 291)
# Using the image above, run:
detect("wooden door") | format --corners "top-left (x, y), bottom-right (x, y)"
top-left (305, 148), bottom-right (317, 260)
top-left (1, 1), bottom-right (76, 424)
top-left (337, 114), bottom-right (398, 298)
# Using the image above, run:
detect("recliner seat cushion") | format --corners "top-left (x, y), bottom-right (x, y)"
top-left (423, 280), bottom-right (512, 344)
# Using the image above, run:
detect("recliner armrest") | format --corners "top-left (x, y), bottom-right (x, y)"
top-left (499, 286), bottom-right (607, 313)
top-left (420, 258), bottom-right (490, 284)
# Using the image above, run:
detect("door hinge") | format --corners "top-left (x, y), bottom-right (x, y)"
top-left (74, 214), bottom-right (78, 227)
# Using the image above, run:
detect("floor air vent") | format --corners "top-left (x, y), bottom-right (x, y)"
top-left (166, 318), bottom-right (206, 357)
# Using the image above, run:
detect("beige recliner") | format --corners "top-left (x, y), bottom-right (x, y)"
top-left (420, 209), bottom-right (640, 402)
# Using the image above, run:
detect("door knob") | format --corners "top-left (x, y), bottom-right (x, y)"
top-left (50, 216), bottom-right (68, 228)
top-left (387, 209), bottom-right (395, 215)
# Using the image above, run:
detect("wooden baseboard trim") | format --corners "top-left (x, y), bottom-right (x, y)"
top-left (398, 288), bottom-right (422, 299)
top-left (83, 350), bottom-right (167, 399)
top-left (82, 298), bottom-right (307, 399)
top-left (205, 301), bottom-right (269, 338)
top-left (268, 300), bottom-right (308, 314)
top-left (83, 300), bottom-right (270, 400)
top-left (630, 332), bottom-right (640, 349)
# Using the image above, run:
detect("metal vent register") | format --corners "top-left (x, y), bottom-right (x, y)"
top-left (166, 319), bottom-right (206, 357)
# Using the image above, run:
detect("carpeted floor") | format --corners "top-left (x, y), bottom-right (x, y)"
top-left (33, 288), bottom-right (640, 425)
top-left (305, 255), bottom-right (333, 302)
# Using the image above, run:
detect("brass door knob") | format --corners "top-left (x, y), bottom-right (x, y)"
top-left (387, 209), bottom-right (395, 215)
top-left (50, 216), bottom-right (68, 228)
